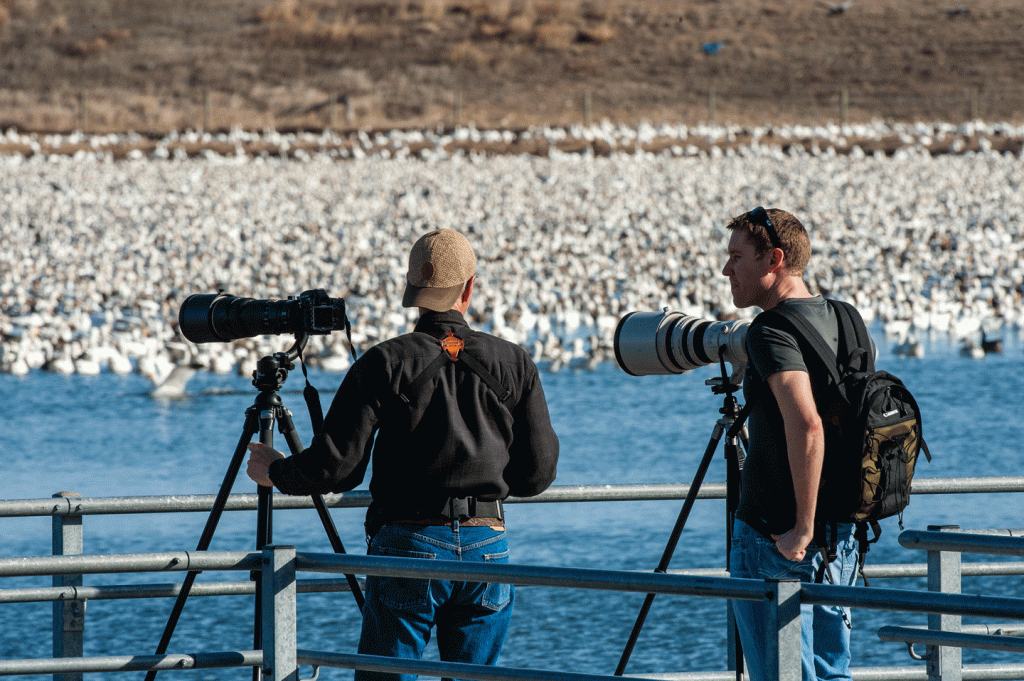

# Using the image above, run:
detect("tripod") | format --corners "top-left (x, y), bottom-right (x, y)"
top-left (146, 334), bottom-right (364, 681)
top-left (614, 353), bottom-right (748, 678)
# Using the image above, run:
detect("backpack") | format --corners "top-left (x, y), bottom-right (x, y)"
top-left (754, 298), bottom-right (932, 584)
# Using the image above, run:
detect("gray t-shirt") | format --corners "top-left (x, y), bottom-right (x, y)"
top-left (735, 296), bottom-right (840, 536)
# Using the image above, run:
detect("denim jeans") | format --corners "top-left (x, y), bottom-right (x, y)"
top-left (355, 522), bottom-right (514, 681)
top-left (729, 518), bottom-right (858, 681)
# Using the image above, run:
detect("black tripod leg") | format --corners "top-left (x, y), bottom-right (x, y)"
top-left (275, 405), bottom-right (365, 610)
top-left (614, 419), bottom-right (727, 676)
top-left (252, 406), bottom-right (278, 681)
top-left (144, 410), bottom-right (261, 681)
top-left (724, 432), bottom-right (745, 681)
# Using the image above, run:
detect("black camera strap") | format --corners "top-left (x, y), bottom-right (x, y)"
top-left (297, 352), bottom-right (326, 433)
top-left (398, 329), bottom-right (513, 406)
top-left (299, 324), bottom-right (359, 434)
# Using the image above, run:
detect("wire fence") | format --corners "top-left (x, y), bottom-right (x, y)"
top-left (8, 84), bottom-right (1024, 138)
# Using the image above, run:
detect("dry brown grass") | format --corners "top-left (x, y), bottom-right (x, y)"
top-left (253, 0), bottom-right (603, 49)
top-left (532, 21), bottom-right (575, 50)
top-left (1, 0), bottom-right (1023, 133)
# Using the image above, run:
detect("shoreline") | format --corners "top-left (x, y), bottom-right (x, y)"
top-left (2, 120), bottom-right (1024, 160)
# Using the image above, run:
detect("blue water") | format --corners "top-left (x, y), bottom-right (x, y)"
top-left (1, 330), bottom-right (1023, 679)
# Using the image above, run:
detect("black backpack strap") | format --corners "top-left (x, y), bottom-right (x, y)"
top-left (826, 299), bottom-right (874, 374)
top-left (759, 306), bottom-right (844, 389)
top-left (813, 521), bottom-right (840, 584)
top-left (726, 300), bottom-right (846, 437)
top-left (850, 520), bottom-right (882, 587)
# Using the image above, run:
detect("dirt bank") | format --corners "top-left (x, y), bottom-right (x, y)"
top-left (2, 0), bottom-right (1023, 134)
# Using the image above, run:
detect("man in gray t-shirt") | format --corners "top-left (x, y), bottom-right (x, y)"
top-left (721, 208), bottom-right (863, 681)
top-left (738, 296), bottom-right (840, 537)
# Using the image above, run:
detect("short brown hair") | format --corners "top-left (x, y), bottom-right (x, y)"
top-left (726, 208), bottom-right (811, 275)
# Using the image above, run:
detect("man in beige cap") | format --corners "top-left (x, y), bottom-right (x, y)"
top-left (247, 228), bottom-right (559, 681)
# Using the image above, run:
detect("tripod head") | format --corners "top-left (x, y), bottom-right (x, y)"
top-left (705, 346), bottom-right (745, 419)
top-left (251, 333), bottom-right (308, 392)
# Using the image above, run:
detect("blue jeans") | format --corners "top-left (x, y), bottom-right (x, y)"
top-left (729, 519), bottom-right (858, 681)
top-left (355, 522), bottom-right (514, 681)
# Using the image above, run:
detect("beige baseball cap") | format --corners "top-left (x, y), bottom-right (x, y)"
top-left (402, 228), bottom-right (477, 311)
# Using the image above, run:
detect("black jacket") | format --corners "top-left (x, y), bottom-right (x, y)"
top-left (269, 310), bottom-right (559, 518)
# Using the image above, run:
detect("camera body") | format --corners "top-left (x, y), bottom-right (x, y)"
top-left (179, 289), bottom-right (348, 344)
top-left (614, 309), bottom-right (749, 376)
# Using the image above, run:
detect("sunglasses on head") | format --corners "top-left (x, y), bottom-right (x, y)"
top-left (748, 206), bottom-right (782, 250)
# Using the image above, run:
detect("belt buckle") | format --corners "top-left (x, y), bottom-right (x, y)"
top-left (445, 496), bottom-right (472, 520)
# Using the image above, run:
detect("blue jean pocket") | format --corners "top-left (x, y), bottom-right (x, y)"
top-left (368, 544), bottom-right (436, 613)
top-left (481, 549), bottom-right (512, 611)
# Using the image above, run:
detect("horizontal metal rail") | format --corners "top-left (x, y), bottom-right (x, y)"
top-left (668, 561), bottom-right (1024, 580)
top-left (803, 582), bottom-right (1024, 620)
top-left (0, 651), bottom-right (262, 676)
top-left (299, 650), bottom-right (696, 681)
top-left (900, 530), bottom-right (1024, 558)
top-left (955, 625), bottom-right (1024, 637)
top-left (298, 654), bottom-right (1024, 681)
top-left (0, 577), bottom-right (360, 604)
top-left (298, 551), bottom-right (1024, 622)
top-left (8, 548), bottom-right (1017, 620)
top-left (2, 477), bottom-right (1023, 518)
top-left (4, 561), bottom-right (1024, 606)
top-left (0, 551), bottom-right (257, 577)
top-left (878, 626), bottom-right (1024, 654)
top-left (298, 552), bottom-right (768, 600)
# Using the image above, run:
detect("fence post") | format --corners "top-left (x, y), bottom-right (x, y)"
top-left (927, 525), bottom-right (962, 681)
top-left (52, 491), bottom-right (84, 681)
top-left (202, 89), bottom-right (211, 131)
top-left (764, 579), bottom-right (802, 681)
top-left (76, 93), bottom-right (86, 132)
top-left (261, 545), bottom-right (297, 681)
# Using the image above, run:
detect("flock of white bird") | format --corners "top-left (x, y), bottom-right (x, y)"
top-left (1, 120), bottom-right (1021, 393)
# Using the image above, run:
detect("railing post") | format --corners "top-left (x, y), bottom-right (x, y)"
top-left (764, 579), bottom-right (802, 681)
top-left (927, 525), bottom-right (962, 681)
top-left (52, 491), bottom-right (84, 681)
top-left (261, 545), bottom-right (297, 681)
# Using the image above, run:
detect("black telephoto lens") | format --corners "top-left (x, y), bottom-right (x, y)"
top-left (178, 293), bottom-right (297, 344)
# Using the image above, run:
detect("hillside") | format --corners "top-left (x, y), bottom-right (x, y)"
top-left (1, 0), bottom-right (1023, 134)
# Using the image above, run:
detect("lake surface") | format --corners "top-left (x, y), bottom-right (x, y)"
top-left (1, 329), bottom-right (1023, 679)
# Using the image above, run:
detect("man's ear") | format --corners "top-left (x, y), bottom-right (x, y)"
top-left (765, 247), bottom-right (786, 274)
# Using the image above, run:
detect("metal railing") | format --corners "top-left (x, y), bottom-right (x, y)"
top-left (4, 545), bottom-right (1024, 681)
top-left (2, 478), bottom-right (1024, 680)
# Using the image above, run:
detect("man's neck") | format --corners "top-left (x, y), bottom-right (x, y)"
top-left (762, 275), bottom-right (814, 310)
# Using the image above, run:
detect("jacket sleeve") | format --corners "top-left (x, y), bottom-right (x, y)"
top-left (503, 362), bottom-right (559, 497)
top-left (269, 351), bottom-right (381, 496)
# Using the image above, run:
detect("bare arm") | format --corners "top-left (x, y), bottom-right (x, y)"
top-left (767, 369), bottom-right (825, 561)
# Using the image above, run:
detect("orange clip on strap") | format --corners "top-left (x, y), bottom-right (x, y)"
top-left (440, 332), bottom-right (463, 361)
